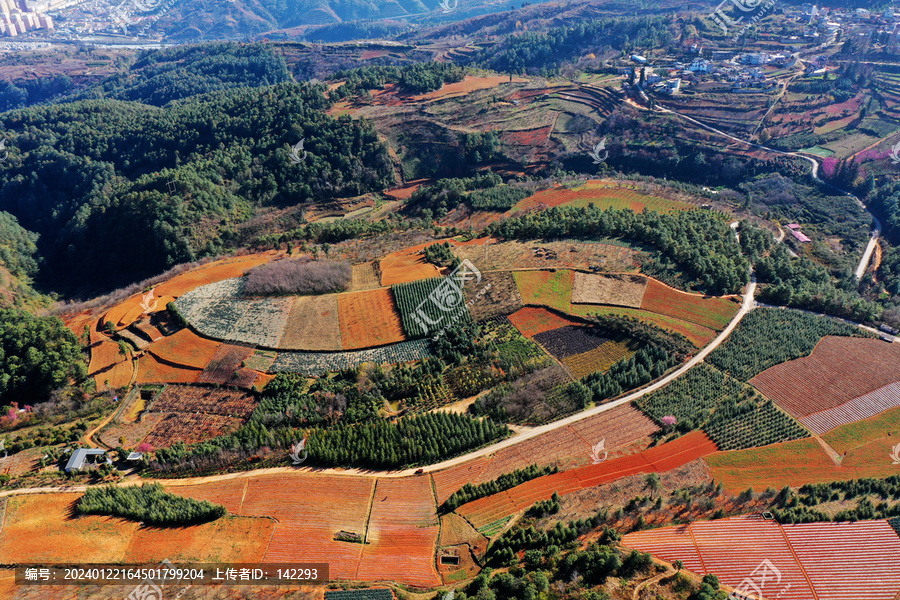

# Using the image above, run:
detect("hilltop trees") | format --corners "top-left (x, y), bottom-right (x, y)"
top-left (0, 309), bottom-right (85, 404)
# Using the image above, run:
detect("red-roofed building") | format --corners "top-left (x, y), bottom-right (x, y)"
top-left (792, 230), bottom-right (811, 243)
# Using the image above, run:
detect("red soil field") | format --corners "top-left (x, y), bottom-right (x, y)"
top-left (357, 477), bottom-right (441, 587)
top-left (94, 354), bottom-right (134, 390)
top-left (153, 253), bottom-right (274, 298)
top-left (123, 515), bottom-right (274, 564)
top-left (135, 353), bottom-right (202, 385)
top-left (89, 339), bottom-right (128, 377)
top-left (379, 244), bottom-right (444, 286)
top-left (229, 472), bottom-right (376, 581)
top-left (383, 178), bottom-right (430, 200)
top-left (507, 306), bottom-right (584, 338)
top-left (749, 336), bottom-right (900, 419)
top-left (501, 126), bottom-right (552, 147)
top-left (412, 75), bottom-right (527, 100)
top-left (338, 288), bottom-right (406, 350)
top-left (255, 372), bottom-right (277, 389)
top-left (431, 404), bottom-right (659, 504)
top-left (509, 183), bottom-right (691, 215)
top-left (198, 343), bottom-right (255, 385)
top-left (623, 515), bottom-right (900, 600)
top-left (166, 478), bottom-right (248, 514)
top-left (62, 309), bottom-right (98, 338)
top-left (142, 412), bottom-right (245, 448)
top-left (457, 431), bottom-right (716, 529)
top-left (705, 431), bottom-right (900, 494)
top-left (640, 278), bottom-right (739, 331)
top-left (146, 328), bottom-right (223, 369)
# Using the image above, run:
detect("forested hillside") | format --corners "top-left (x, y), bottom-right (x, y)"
top-left (0, 81), bottom-right (394, 291)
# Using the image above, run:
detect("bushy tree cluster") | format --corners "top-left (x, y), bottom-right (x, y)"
top-left (244, 258), bottom-right (351, 296)
top-left (443, 465), bottom-right (558, 512)
top-left (489, 206), bottom-right (748, 295)
top-left (76, 483), bottom-right (226, 526)
top-left (330, 63), bottom-right (465, 98)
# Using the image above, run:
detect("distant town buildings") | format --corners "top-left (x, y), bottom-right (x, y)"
top-left (0, 0), bottom-right (53, 36)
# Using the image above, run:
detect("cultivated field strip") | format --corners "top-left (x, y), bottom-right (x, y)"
top-left (457, 431), bottom-right (715, 530)
top-left (278, 294), bottom-right (342, 350)
top-left (750, 336), bottom-right (900, 418)
top-left (238, 473), bottom-right (376, 580)
top-left (623, 516), bottom-right (900, 600)
top-left (801, 381), bottom-right (900, 434)
top-left (571, 272), bottom-right (647, 307)
top-left (431, 404), bottom-right (658, 504)
top-left (356, 477), bottom-right (441, 587)
top-left (270, 339), bottom-right (433, 376)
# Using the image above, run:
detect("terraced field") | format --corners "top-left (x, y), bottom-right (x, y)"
top-left (623, 516), bottom-right (900, 600)
top-left (509, 182), bottom-right (693, 214)
top-left (750, 336), bottom-right (900, 420)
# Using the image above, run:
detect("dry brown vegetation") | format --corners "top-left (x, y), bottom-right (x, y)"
top-left (278, 295), bottom-right (343, 351)
top-left (244, 258), bottom-right (352, 296)
top-left (571, 272), bottom-right (648, 307)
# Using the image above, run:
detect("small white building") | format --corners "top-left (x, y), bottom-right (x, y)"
top-left (856, 8), bottom-right (871, 19)
top-left (665, 78), bottom-right (681, 94)
top-left (689, 59), bottom-right (709, 73)
top-left (631, 54), bottom-right (647, 64)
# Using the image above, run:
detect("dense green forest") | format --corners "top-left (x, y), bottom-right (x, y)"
top-left (76, 483), bottom-right (226, 526)
top-left (0, 309), bottom-right (85, 404)
top-left (330, 63), bottom-right (466, 98)
top-left (73, 43), bottom-right (294, 106)
top-left (0, 81), bottom-right (393, 291)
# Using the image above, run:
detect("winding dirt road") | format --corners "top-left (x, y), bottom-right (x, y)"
top-left (0, 278), bottom-right (758, 499)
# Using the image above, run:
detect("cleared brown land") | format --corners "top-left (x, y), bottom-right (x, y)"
top-left (438, 513), bottom-right (489, 550)
top-left (150, 385), bottom-right (257, 418)
top-left (431, 403), bottom-right (659, 504)
top-left (146, 328), bottom-right (222, 369)
top-left (571, 272), bottom-right (648, 307)
top-left (98, 412), bottom-right (165, 448)
top-left (453, 240), bottom-right (638, 272)
top-left (278, 294), bottom-right (342, 350)
top-left (142, 413), bottom-right (245, 449)
top-left (750, 336), bottom-right (900, 418)
top-left (0, 493), bottom-right (272, 568)
top-left (338, 288), bottom-right (406, 349)
top-left (465, 271), bottom-right (524, 321)
top-left (348, 262), bottom-right (382, 292)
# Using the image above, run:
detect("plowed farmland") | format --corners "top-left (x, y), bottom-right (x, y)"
top-left (146, 328), bottom-right (222, 369)
top-left (513, 270), bottom-right (717, 347)
top-left (338, 288), bottom-right (406, 349)
top-left (218, 472), bottom-right (376, 581)
top-left (508, 306), bottom-right (584, 337)
top-left (379, 244), bottom-right (443, 286)
top-left (571, 272), bottom-right (648, 307)
top-left (0, 492), bottom-right (272, 567)
top-left (639, 278), bottom-right (739, 330)
top-left (150, 385), bottom-right (257, 418)
top-left (198, 344), bottom-right (255, 385)
top-left (357, 477), bottom-right (441, 587)
top-left (135, 353), bottom-right (202, 385)
top-left (142, 412), bottom-right (245, 448)
top-left (749, 336), bottom-right (900, 419)
top-left (561, 341), bottom-right (637, 378)
top-left (464, 270), bottom-right (524, 321)
top-left (349, 262), bottom-right (382, 292)
top-left (706, 408), bottom-right (900, 493)
top-left (278, 294), bottom-right (343, 350)
top-left (431, 403), bottom-right (658, 504)
top-left (623, 515), bottom-right (900, 600)
top-left (456, 431), bottom-right (717, 530)
top-left (802, 380), bottom-right (900, 434)
top-left (533, 325), bottom-right (615, 359)
top-left (452, 240), bottom-right (638, 272)
top-left (509, 182), bottom-right (692, 214)
top-left (153, 253), bottom-right (274, 298)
